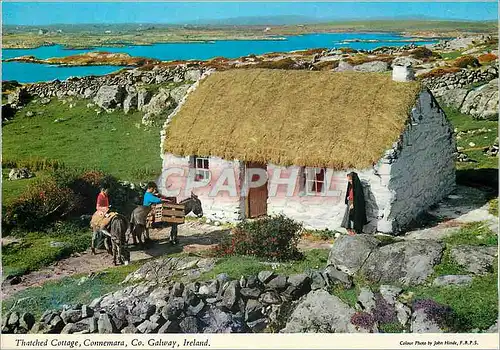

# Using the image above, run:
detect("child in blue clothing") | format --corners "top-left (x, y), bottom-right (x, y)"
top-left (143, 182), bottom-right (164, 206)
top-left (142, 182), bottom-right (179, 244)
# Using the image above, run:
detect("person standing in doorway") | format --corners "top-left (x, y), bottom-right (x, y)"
top-left (341, 172), bottom-right (367, 235)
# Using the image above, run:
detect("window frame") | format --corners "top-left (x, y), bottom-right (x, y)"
top-left (191, 156), bottom-right (210, 182)
top-left (304, 167), bottom-right (327, 195)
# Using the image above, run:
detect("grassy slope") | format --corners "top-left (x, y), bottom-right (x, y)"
top-left (2, 98), bottom-right (162, 182)
top-left (2, 223), bottom-right (92, 277)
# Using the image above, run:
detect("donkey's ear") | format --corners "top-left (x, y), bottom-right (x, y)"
top-left (191, 192), bottom-right (198, 199)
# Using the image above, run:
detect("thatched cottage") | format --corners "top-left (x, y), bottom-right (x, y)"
top-left (158, 68), bottom-right (455, 233)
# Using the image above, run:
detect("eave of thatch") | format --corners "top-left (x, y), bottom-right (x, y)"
top-left (163, 69), bottom-right (423, 169)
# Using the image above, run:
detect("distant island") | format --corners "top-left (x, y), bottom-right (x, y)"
top-left (3, 19), bottom-right (498, 49)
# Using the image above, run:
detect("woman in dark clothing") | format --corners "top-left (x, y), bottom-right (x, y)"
top-left (340, 172), bottom-right (368, 235)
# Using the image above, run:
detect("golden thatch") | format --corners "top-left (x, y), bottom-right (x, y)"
top-left (163, 69), bottom-right (423, 169)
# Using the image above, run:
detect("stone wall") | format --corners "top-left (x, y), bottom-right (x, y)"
top-left (382, 90), bottom-right (456, 232)
top-left (421, 65), bottom-right (498, 97)
top-left (22, 65), bottom-right (205, 100)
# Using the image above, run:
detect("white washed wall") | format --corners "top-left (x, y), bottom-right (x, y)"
top-left (266, 165), bottom-right (393, 232)
top-left (159, 154), bottom-right (243, 222)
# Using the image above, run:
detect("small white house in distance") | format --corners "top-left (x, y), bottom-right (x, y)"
top-left (158, 68), bottom-right (456, 234)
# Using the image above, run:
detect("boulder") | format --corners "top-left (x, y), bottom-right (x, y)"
top-left (170, 84), bottom-right (191, 104)
top-left (9, 168), bottom-right (34, 180)
top-left (357, 288), bottom-right (376, 312)
top-left (432, 275), bottom-right (473, 287)
top-left (323, 265), bottom-right (353, 288)
top-left (137, 88), bottom-right (152, 111)
top-left (142, 90), bottom-right (175, 117)
top-left (97, 313), bottom-right (115, 334)
top-left (353, 61), bottom-right (389, 73)
top-left (391, 56), bottom-right (421, 68)
top-left (281, 290), bottom-right (358, 333)
top-left (461, 79), bottom-right (499, 120)
top-left (200, 307), bottom-right (244, 333)
top-left (410, 309), bottom-right (444, 333)
top-left (265, 275), bottom-right (287, 291)
top-left (258, 271), bottom-right (275, 284)
top-left (93, 85), bottom-right (125, 109)
top-left (439, 88), bottom-right (469, 110)
top-left (360, 240), bottom-right (444, 286)
top-left (327, 235), bottom-right (379, 275)
top-left (221, 280), bottom-right (240, 309)
top-left (185, 69), bottom-right (202, 82)
top-left (334, 61), bottom-right (354, 72)
top-left (123, 91), bottom-right (138, 114)
top-left (450, 245), bottom-right (497, 275)
top-left (179, 316), bottom-right (199, 333)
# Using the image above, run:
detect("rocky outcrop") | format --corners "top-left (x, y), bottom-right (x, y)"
top-left (327, 235), bottom-right (379, 275)
top-left (327, 235), bottom-right (444, 286)
top-left (281, 290), bottom-right (358, 333)
top-left (460, 79), bottom-right (499, 120)
top-left (450, 245), bottom-right (497, 275)
top-left (93, 85), bottom-right (126, 109)
top-left (432, 275), bottom-right (473, 287)
top-left (353, 61), bottom-right (389, 73)
top-left (427, 35), bottom-right (493, 52)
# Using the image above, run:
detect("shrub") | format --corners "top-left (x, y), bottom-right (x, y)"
top-left (373, 293), bottom-right (398, 325)
top-left (478, 53), bottom-right (498, 64)
top-left (213, 214), bottom-right (303, 261)
top-left (453, 55), bottom-right (480, 68)
top-left (250, 58), bottom-right (300, 70)
top-left (413, 299), bottom-right (455, 329)
top-left (419, 67), bottom-right (462, 79)
top-left (410, 47), bottom-right (434, 59)
top-left (313, 60), bottom-right (339, 71)
top-left (339, 47), bottom-right (357, 54)
top-left (3, 178), bottom-right (82, 231)
top-left (350, 311), bottom-right (375, 330)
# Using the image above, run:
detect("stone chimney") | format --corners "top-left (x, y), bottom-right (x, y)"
top-left (392, 64), bottom-right (415, 82)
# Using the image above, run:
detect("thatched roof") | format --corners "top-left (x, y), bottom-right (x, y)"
top-left (163, 69), bottom-right (423, 169)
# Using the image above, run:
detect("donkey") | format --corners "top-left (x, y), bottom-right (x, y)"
top-left (129, 192), bottom-right (203, 246)
top-left (91, 213), bottom-right (131, 266)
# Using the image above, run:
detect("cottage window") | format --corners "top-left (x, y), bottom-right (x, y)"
top-left (305, 167), bottom-right (326, 194)
top-left (192, 156), bottom-right (210, 182)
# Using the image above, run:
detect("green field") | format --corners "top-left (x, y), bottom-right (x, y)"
top-left (2, 98), bottom-right (162, 183)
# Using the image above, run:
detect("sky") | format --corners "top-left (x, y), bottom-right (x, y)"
top-left (3, 1), bottom-right (498, 26)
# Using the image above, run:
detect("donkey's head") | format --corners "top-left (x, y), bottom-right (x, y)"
top-left (181, 192), bottom-right (203, 218)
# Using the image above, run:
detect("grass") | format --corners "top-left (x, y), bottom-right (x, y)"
top-left (2, 261), bottom-right (141, 320)
top-left (1, 169), bottom-right (50, 206)
top-left (2, 223), bottom-right (92, 277)
top-left (2, 98), bottom-right (162, 182)
top-left (409, 268), bottom-right (498, 331)
top-left (443, 222), bottom-right (498, 247)
top-left (198, 249), bottom-right (330, 281)
top-left (489, 198), bottom-right (498, 216)
top-left (439, 51), bottom-right (464, 60)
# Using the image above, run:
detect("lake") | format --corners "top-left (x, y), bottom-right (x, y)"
top-left (2, 33), bottom-right (437, 83)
